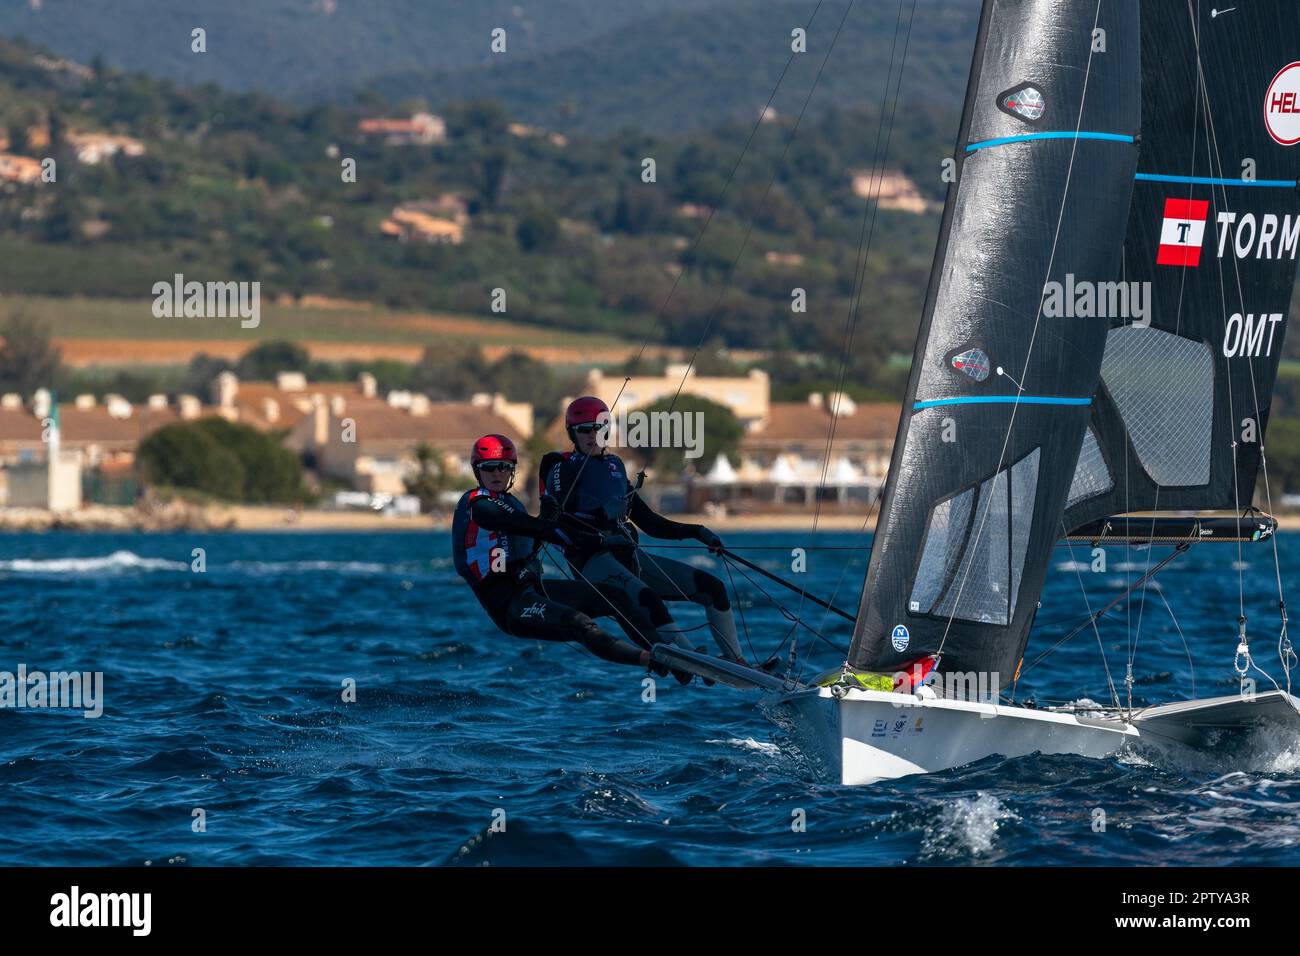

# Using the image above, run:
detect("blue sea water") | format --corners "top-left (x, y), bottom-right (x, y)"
top-left (2, 528), bottom-right (1299, 866)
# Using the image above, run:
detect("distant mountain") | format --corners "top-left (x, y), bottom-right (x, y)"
top-left (0, 0), bottom-right (979, 134)
top-left (346, 0), bottom-right (979, 134)
top-left (0, 0), bottom-right (727, 98)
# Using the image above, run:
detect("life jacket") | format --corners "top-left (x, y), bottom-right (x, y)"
top-left (542, 450), bottom-right (633, 529)
top-left (451, 487), bottom-right (538, 586)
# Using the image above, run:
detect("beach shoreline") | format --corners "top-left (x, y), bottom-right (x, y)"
top-left (2, 504), bottom-right (1298, 533)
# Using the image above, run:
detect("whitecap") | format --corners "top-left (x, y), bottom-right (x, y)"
top-left (0, 550), bottom-right (187, 574)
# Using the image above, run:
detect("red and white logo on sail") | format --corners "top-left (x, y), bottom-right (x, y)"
top-left (1156, 198), bottom-right (1209, 267)
top-left (1265, 62), bottom-right (1300, 146)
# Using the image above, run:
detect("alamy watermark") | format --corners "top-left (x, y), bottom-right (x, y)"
top-left (593, 408), bottom-right (705, 460)
top-left (151, 273), bottom-right (260, 328)
top-left (1041, 273), bottom-right (1151, 325)
top-left (0, 664), bottom-right (103, 717)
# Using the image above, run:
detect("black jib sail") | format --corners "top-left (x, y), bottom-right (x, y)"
top-left (1064, 1), bottom-right (1300, 531)
top-left (848, 0), bottom-right (1140, 681)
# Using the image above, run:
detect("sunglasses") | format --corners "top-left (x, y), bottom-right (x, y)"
top-left (572, 422), bottom-right (609, 435)
top-left (478, 462), bottom-right (515, 473)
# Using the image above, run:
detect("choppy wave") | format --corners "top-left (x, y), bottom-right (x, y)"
top-left (226, 559), bottom-right (402, 574)
top-left (0, 529), bottom-right (1297, 865)
top-left (0, 550), bottom-right (187, 574)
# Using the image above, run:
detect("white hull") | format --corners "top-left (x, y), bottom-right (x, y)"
top-left (773, 686), bottom-right (1300, 786)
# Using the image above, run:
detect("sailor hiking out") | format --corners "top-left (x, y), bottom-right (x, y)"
top-left (452, 433), bottom-right (690, 682)
top-left (539, 396), bottom-right (747, 664)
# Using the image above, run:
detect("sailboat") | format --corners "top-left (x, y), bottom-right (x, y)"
top-left (653, 0), bottom-right (1300, 785)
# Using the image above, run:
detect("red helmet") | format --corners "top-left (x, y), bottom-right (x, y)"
top-left (565, 396), bottom-right (610, 438)
top-left (470, 434), bottom-right (517, 469)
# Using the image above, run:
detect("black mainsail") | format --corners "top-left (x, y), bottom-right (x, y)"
top-left (848, 0), bottom-right (1140, 680)
top-left (1064, 1), bottom-right (1300, 531)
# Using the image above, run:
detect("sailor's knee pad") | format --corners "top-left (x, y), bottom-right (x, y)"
top-left (692, 569), bottom-right (730, 612)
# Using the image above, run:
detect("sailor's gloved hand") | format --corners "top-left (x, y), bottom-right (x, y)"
top-left (568, 528), bottom-right (606, 553)
top-left (695, 526), bottom-right (725, 556)
top-left (538, 494), bottom-right (560, 522)
top-left (601, 532), bottom-right (637, 553)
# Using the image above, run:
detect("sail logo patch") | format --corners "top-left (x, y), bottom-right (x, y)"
top-left (951, 348), bottom-right (990, 382)
top-left (998, 84), bottom-right (1045, 122)
top-left (891, 624), bottom-right (910, 652)
top-left (1157, 198), bottom-right (1209, 266)
top-left (1265, 62), bottom-right (1300, 146)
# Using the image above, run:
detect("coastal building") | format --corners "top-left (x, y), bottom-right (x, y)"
top-left (66, 131), bottom-right (145, 165)
top-left (549, 370), bottom-right (897, 512)
top-left (850, 168), bottom-right (938, 214)
top-left (701, 392), bottom-right (896, 507)
top-left (301, 390), bottom-right (533, 496)
top-left (0, 153), bottom-right (43, 184)
top-left (379, 204), bottom-right (465, 244)
top-left (356, 112), bottom-right (446, 146)
top-left (574, 366), bottom-right (771, 434)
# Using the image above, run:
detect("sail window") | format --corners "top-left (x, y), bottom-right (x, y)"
top-left (909, 487), bottom-right (974, 613)
top-left (1100, 327), bottom-right (1213, 487)
top-left (910, 448), bottom-right (1040, 626)
top-left (1066, 427), bottom-right (1113, 508)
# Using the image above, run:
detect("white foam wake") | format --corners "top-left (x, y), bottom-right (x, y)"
top-left (0, 550), bottom-right (188, 574)
top-left (226, 560), bottom-right (395, 574)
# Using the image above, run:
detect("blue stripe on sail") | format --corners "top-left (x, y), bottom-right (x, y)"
top-left (965, 131), bottom-right (1135, 152)
top-left (912, 396), bottom-right (1093, 411)
top-left (1135, 172), bottom-right (1298, 188)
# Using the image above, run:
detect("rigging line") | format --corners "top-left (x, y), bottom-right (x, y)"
top-left (1157, 584), bottom-right (1196, 700)
top-left (719, 552), bottom-right (762, 663)
top-left (1018, 521), bottom-right (1124, 711)
top-left (641, 543), bottom-right (871, 551)
top-left (806, 489), bottom-right (882, 660)
top-left (1129, 1), bottom-right (1207, 675)
top-left (618, 0), bottom-right (826, 375)
top-left (553, 0), bottom-right (827, 515)
top-left (537, 543), bottom-right (657, 651)
top-left (663, 0), bottom-right (866, 424)
top-left (1191, 4), bottom-right (1292, 673)
top-left (653, 0), bottom-right (912, 671)
top-left (796, 0), bottom-right (918, 665)
top-left (721, 547), bottom-right (858, 622)
top-left (722, 554), bottom-right (849, 655)
top-left (633, 543), bottom-right (739, 655)
top-left (1190, 2), bottom-right (1246, 633)
top-left (937, 0), bottom-right (1109, 657)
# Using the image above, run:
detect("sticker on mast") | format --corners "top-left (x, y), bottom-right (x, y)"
top-left (1265, 62), bottom-right (1300, 146)
top-left (1157, 198), bottom-right (1209, 267)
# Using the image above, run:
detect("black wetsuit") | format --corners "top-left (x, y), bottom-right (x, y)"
top-left (451, 486), bottom-right (664, 665)
top-left (537, 450), bottom-right (742, 660)
top-left (538, 450), bottom-right (705, 571)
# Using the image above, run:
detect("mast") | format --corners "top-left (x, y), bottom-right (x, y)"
top-left (848, 0), bottom-right (1140, 682)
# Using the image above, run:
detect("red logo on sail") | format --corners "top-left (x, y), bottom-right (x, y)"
top-left (1156, 198), bottom-right (1209, 267)
top-left (1265, 62), bottom-right (1300, 146)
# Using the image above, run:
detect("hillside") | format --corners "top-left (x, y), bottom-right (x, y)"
top-left (0, 0), bottom-right (979, 135)
top-left (0, 35), bottom-right (954, 363)
top-left (0, 0), bottom-right (728, 104)
top-left (328, 0), bottom-right (980, 134)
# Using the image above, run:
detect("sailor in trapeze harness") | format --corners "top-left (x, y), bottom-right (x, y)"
top-left (452, 433), bottom-right (691, 682)
top-left (539, 397), bottom-right (748, 664)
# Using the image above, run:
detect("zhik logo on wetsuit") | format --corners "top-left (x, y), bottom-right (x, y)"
top-left (520, 603), bottom-right (547, 620)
